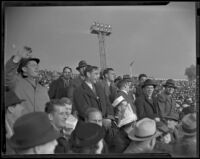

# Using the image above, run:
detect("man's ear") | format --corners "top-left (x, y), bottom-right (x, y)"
top-left (22, 66), bottom-right (27, 73)
top-left (7, 106), bottom-right (15, 113)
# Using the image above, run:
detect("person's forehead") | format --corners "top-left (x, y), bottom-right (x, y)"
top-left (54, 105), bottom-right (66, 112)
top-left (65, 104), bottom-right (72, 108)
top-left (145, 85), bottom-right (154, 89)
top-left (63, 68), bottom-right (71, 72)
top-left (27, 60), bottom-right (38, 65)
top-left (89, 111), bottom-right (102, 119)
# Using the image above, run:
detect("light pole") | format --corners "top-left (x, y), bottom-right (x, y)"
top-left (90, 22), bottom-right (112, 70)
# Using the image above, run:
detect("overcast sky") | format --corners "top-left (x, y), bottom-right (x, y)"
top-left (4, 2), bottom-right (196, 79)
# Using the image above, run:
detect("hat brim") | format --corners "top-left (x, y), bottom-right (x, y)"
top-left (163, 84), bottom-right (177, 89)
top-left (8, 125), bottom-right (59, 150)
top-left (162, 115), bottom-right (179, 121)
top-left (76, 65), bottom-right (87, 70)
top-left (178, 125), bottom-right (196, 136)
top-left (142, 84), bottom-right (157, 88)
top-left (128, 130), bottom-right (160, 141)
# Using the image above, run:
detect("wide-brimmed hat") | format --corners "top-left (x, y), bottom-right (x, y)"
top-left (142, 79), bottom-right (157, 88)
top-left (112, 96), bottom-right (125, 107)
top-left (123, 74), bottom-right (132, 82)
top-left (17, 57), bottom-right (40, 73)
top-left (70, 121), bottom-right (105, 147)
top-left (5, 91), bottom-right (25, 108)
top-left (162, 113), bottom-right (179, 122)
top-left (128, 118), bottom-right (160, 141)
top-left (76, 60), bottom-right (88, 70)
top-left (179, 113), bottom-right (196, 136)
top-left (8, 112), bottom-right (59, 150)
top-left (163, 79), bottom-right (177, 89)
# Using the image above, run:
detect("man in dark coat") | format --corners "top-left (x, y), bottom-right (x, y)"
top-left (73, 65), bottom-right (114, 129)
top-left (135, 74), bottom-right (147, 98)
top-left (48, 66), bottom-right (72, 99)
top-left (135, 79), bottom-right (159, 120)
top-left (98, 68), bottom-right (118, 103)
top-left (156, 79), bottom-right (179, 121)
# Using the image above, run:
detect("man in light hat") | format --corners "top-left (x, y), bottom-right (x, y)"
top-left (8, 112), bottom-right (59, 154)
top-left (171, 113), bottom-right (197, 157)
top-left (5, 46), bottom-right (49, 115)
top-left (156, 79), bottom-right (179, 121)
top-left (124, 118), bottom-right (160, 153)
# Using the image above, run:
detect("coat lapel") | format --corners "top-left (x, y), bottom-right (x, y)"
top-left (82, 82), bottom-right (98, 100)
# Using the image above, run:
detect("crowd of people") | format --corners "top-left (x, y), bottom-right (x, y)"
top-left (4, 46), bottom-right (197, 157)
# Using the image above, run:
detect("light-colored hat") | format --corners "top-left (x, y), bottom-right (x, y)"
top-left (112, 96), bottom-right (125, 107)
top-left (128, 118), bottom-right (160, 141)
top-left (179, 113), bottom-right (196, 136)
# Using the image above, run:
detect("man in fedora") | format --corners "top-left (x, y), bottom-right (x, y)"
top-left (171, 113), bottom-right (197, 157)
top-left (69, 121), bottom-right (105, 154)
top-left (156, 79), bottom-right (179, 121)
top-left (135, 79), bottom-right (160, 120)
top-left (67, 60), bottom-right (88, 112)
top-left (48, 66), bottom-right (73, 100)
top-left (123, 118), bottom-right (160, 153)
top-left (5, 46), bottom-right (49, 115)
top-left (8, 112), bottom-right (59, 154)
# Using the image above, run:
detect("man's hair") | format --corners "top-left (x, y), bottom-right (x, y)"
top-left (60, 97), bottom-right (72, 105)
top-left (84, 65), bottom-right (98, 77)
top-left (63, 66), bottom-right (72, 73)
top-left (103, 68), bottom-right (114, 78)
top-left (85, 107), bottom-right (102, 120)
top-left (138, 74), bottom-right (147, 80)
top-left (117, 79), bottom-right (129, 90)
top-left (45, 99), bottom-right (66, 114)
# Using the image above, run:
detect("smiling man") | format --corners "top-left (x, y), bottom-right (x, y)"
top-left (5, 46), bottom-right (50, 115)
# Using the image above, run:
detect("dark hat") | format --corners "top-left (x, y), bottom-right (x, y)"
top-left (5, 91), bottom-right (25, 108)
top-left (76, 60), bottom-right (88, 70)
top-left (179, 113), bottom-right (196, 136)
top-left (123, 74), bottom-right (132, 82)
top-left (8, 112), bottom-right (59, 150)
top-left (114, 76), bottom-right (122, 83)
top-left (17, 57), bottom-right (40, 73)
top-left (142, 79), bottom-right (157, 88)
top-left (70, 121), bottom-right (105, 147)
top-left (163, 79), bottom-right (177, 89)
top-left (162, 113), bottom-right (179, 121)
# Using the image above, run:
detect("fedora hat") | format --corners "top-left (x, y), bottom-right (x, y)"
top-left (76, 60), bottom-right (88, 70)
top-left (162, 113), bottom-right (179, 122)
top-left (70, 121), bottom-right (105, 147)
top-left (179, 113), bottom-right (196, 136)
top-left (128, 118), bottom-right (160, 141)
top-left (8, 112), bottom-right (59, 150)
top-left (17, 57), bottom-right (40, 73)
top-left (5, 91), bottom-right (25, 108)
top-left (163, 79), bottom-right (177, 89)
top-left (123, 74), bottom-right (132, 82)
top-left (142, 79), bottom-right (157, 88)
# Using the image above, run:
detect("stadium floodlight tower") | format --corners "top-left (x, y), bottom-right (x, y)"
top-left (90, 22), bottom-right (112, 71)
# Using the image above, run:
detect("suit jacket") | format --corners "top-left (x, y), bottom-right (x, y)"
top-left (135, 95), bottom-right (159, 120)
top-left (98, 80), bottom-right (118, 103)
top-left (156, 91), bottom-right (179, 120)
top-left (116, 90), bottom-right (137, 114)
top-left (48, 76), bottom-right (71, 99)
top-left (73, 82), bottom-right (114, 120)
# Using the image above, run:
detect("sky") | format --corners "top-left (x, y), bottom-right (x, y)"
top-left (4, 2), bottom-right (196, 79)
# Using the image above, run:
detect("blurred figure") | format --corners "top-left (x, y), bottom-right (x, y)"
top-left (8, 112), bottom-right (59, 154)
top-left (69, 121), bottom-right (105, 154)
top-left (135, 74), bottom-right (147, 98)
top-left (171, 113), bottom-right (197, 157)
top-left (124, 118), bottom-right (160, 153)
top-left (48, 66), bottom-right (72, 99)
top-left (5, 46), bottom-right (49, 115)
